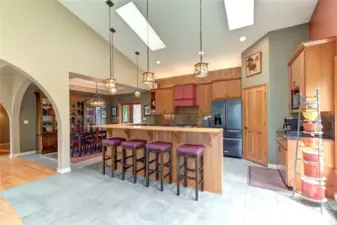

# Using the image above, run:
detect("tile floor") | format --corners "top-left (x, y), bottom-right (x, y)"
top-left (1, 157), bottom-right (336, 225)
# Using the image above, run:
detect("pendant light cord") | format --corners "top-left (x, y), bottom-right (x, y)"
top-left (146, 0), bottom-right (150, 72)
top-left (136, 53), bottom-right (139, 88)
top-left (96, 82), bottom-right (98, 94)
top-left (108, 5), bottom-right (113, 79)
top-left (200, 0), bottom-right (203, 63)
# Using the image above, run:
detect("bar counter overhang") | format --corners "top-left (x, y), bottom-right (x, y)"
top-left (94, 124), bottom-right (224, 194)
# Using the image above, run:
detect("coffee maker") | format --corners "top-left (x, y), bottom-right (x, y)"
top-left (283, 117), bottom-right (300, 132)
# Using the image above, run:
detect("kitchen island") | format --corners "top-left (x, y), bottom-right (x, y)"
top-left (95, 124), bottom-right (224, 194)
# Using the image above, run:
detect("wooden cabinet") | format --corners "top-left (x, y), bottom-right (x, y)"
top-left (155, 88), bottom-right (174, 114)
top-left (197, 83), bottom-right (212, 113)
top-left (289, 37), bottom-right (335, 112)
top-left (174, 84), bottom-right (196, 107)
top-left (35, 92), bottom-right (57, 154)
top-left (212, 79), bottom-right (241, 99)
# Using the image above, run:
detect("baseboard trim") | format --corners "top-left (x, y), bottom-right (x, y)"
top-left (13, 150), bottom-right (37, 157)
top-left (57, 167), bottom-right (71, 174)
top-left (268, 163), bottom-right (278, 169)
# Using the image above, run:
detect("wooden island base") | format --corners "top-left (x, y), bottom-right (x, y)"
top-left (98, 125), bottom-right (224, 194)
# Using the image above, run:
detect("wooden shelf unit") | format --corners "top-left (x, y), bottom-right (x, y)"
top-left (35, 92), bottom-right (57, 154)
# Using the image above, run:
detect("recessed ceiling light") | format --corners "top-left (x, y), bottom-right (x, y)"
top-left (156, 61), bottom-right (161, 64)
top-left (198, 51), bottom-right (204, 55)
top-left (224, 0), bottom-right (254, 30)
top-left (116, 2), bottom-right (166, 51)
top-left (240, 36), bottom-right (246, 42)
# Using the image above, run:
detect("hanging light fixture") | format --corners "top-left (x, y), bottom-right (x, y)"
top-left (194, 0), bottom-right (209, 78)
top-left (89, 82), bottom-right (105, 107)
top-left (134, 51), bottom-right (141, 97)
top-left (105, 0), bottom-right (117, 94)
top-left (142, 0), bottom-right (155, 84)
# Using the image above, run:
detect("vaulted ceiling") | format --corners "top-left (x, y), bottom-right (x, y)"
top-left (58, 0), bottom-right (317, 79)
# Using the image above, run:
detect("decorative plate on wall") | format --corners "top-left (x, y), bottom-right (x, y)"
top-left (246, 52), bottom-right (262, 77)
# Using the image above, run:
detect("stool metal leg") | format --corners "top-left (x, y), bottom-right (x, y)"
top-left (169, 149), bottom-right (172, 184)
top-left (122, 148), bottom-right (126, 180)
top-left (102, 145), bottom-right (106, 175)
top-left (114, 145), bottom-right (118, 170)
top-left (201, 154), bottom-right (204, 192)
top-left (155, 152), bottom-right (159, 181)
top-left (133, 148), bottom-right (137, 184)
top-left (195, 157), bottom-right (199, 201)
top-left (176, 154), bottom-right (180, 196)
top-left (160, 151), bottom-right (164, 192)
top-left (146, 149), bottom-right (150, 187)
top-left (111, 146), bottom-right (115, 177)
top-left (184, 157), bottom-right (187, 188)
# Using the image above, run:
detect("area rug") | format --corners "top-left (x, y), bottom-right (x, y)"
top-left (43, 152), bottom-right (102, 164)
top-left (248, 166), bottom-right (288, 192)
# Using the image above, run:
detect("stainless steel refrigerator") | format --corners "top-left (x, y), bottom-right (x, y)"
top-left (212, 99), bottom-right (242, 158)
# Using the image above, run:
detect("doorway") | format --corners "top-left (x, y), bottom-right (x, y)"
top-left (0, 104), bottom-right (10, 156)
top-left (120, 101), bottom-right (142, 124)
top-left (243, 84), bottom-right (268, 166)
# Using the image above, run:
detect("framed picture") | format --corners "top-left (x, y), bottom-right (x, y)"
top-left (112, 106), bottom-right (117, 116)
top-left (102, 110), bottom-right (106, 118)
top-left (144, 105), bottom-right (150, 116)
top-left (246, 52), bottom-right (262, 77)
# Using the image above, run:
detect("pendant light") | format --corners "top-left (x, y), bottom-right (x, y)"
top-left (194, 0), bottom-right (209, 78)
top-left (142, 0), bottom-right (155, 84)
top-left (89, 82), bottom-right (105, 107)
top-left (134, 51), bottom-right (141, 97)
top-left (105, 0), bottom-right (117, 94)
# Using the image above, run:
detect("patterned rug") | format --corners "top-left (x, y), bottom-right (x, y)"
top-left (44, 152), bottom-right (102, 164)
top-left (249, 166), bottom-right (289, 192)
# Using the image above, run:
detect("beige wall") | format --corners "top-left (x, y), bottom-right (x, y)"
top-left (0, 104), bottom-right (9, 144)
top-left (0, 0), bottom-right (148, 172)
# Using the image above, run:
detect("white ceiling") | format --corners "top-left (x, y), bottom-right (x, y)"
top-left (58, 0), bottom-right (317, 79)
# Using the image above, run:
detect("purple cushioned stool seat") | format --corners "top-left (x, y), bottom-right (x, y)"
top-left (177, 144), bottom-right (204, 155)
top-left (122, 139), bottom-right (147, 148)
top-left (102, 137), bottom-right (126, 146)
top-left (146, 141), bottom-right (172, 151)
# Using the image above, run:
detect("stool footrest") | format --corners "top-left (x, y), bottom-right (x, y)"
top-left (104, 157), bottom-right (112, 161)
top-left (163, 172), bottom-right (170, 178)
top-left (136, 167), bottom-right (145, 173)
top-left (122, 163), bottom-right (134, 169)
top-left (179, 175), bottom-right (195, 181)
top-left (198, 179), bottom-right (204, 184)
top-left (198, 167), bottom-right (204, 173)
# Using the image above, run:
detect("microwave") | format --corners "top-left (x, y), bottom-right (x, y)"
top-left (291, 88), bottom-right (300, 110)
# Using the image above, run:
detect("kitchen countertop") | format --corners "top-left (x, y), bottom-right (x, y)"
top-left (94, 124), bottom-right (223, 134)
top-left (276, 130), bottom-right (334, 141)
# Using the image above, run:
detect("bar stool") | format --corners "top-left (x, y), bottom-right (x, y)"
top-left (101, 137), bottom-right (126, 177)
top-left (145, 141), bottom-right (172, 191)
top-left (176, 144), bottom-right (205, 201)
top-left (121, 139), bottom-right (147, 183)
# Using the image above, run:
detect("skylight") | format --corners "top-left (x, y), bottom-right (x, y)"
top-left (116, 2), bottom-right (166, 51)
top-left (224, 0), bottom-right (254, 30)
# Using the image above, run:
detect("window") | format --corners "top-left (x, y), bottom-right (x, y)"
top-left (121, 102), bottom-right (141, 124)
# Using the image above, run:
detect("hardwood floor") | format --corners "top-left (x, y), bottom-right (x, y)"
top-left (0, 156), bottom-right (56, 191)
top-left (0, 198), bottom-right (22, 225)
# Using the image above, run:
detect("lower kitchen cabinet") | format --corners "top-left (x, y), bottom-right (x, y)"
top-left (276, 133), bottom-right (335, 198)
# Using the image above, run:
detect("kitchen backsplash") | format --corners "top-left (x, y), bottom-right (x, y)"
top-left (153, 107), bottom-right (211, 125)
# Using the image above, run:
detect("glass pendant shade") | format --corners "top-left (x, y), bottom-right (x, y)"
top-left (105, 78), bottom-right (116, 89)
top-left (109, 86), bottom-right (117, 94)
top-left (142, 71), bottom-right (155, 84)
top-left (134, 90), bottom-right (141, 97)
top-left (194, 62), bottom-right (209, 78)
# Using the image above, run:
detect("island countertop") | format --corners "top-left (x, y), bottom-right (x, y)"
top-left (94, 124), bottom-right (223, 134)
top-left (96, 124), bottom-right (224, 194)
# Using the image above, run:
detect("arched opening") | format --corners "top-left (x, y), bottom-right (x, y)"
top-left (0, 59), bottom-right (69, 172)
top-left (0, 104), bottom-right (10, 156)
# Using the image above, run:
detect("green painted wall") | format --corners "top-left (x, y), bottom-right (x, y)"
top-left (241, 23), bottom-right (309, 164)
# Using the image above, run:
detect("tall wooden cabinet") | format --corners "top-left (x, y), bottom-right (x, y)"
top-left (289, 37), bottom-right (335, 111)
top-left (154, 88), bottom-right (174, 114)
top-left (197, 83), bottom-right (212, 113)
top-left (35, 92), bottom-right (57, 154)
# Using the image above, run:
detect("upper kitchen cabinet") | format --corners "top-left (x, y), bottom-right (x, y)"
top-left (154, 88), bottom-right (174, 114)
top-left (174, 84), bottom-right (197, 107)
top-left (289, 37), bottom-right (335, 112)
top-left (197, 83), bottom-right (212, 113)
top-left (212, 79), bottom-right (242, 99)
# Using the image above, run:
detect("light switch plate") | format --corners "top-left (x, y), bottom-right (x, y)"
top-left (24, 120), bottom-right (29, 124)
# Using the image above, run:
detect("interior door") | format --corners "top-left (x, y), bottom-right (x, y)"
top-left (243, 84), bottom-right (268, 166)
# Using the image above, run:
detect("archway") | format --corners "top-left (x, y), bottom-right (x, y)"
top-left (0, 104), bottom-right (10, 156)
top-left (0, 59), bottom-right (71, 173)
